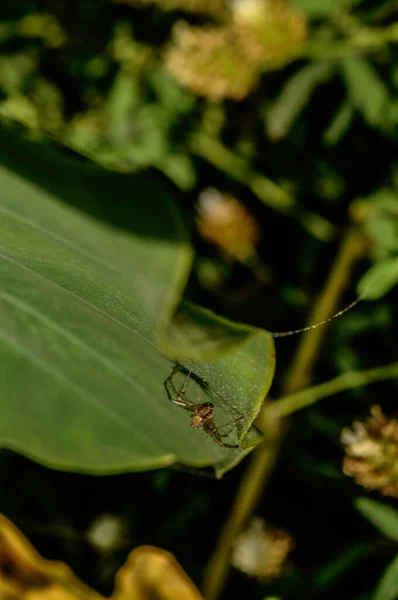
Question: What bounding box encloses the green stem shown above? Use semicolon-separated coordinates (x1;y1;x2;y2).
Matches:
203;229;367;600
268;362;398;419
304;22;398;61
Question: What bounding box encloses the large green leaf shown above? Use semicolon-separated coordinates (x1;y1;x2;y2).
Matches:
0;125;275;476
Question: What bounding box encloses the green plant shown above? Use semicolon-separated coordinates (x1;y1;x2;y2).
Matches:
0;1;397;599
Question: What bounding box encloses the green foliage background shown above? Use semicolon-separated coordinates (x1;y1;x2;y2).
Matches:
0;0;397;599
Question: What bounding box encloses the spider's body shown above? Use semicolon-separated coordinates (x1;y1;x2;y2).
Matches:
190;402;214;429
164;363;240;449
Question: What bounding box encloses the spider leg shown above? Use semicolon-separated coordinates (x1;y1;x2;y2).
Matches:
181;359;194;394
164;363;197;410
164;364;188;408
164;364;179;396
217;420;235;438
204;421;240;449
164;361;241;448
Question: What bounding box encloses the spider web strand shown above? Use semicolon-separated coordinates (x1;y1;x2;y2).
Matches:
272;295;364;338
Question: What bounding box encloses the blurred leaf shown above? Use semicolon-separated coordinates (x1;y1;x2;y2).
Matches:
363;189;398;258
266;62;334;140
0;513;104;599
0;126;274;475
0;52;37;95
0;514;204;600
313;543;368;590
161;152;196;191
355;188;398;300
323;100;354;146
341;58;391;129
149;67;195;115
291;0;335;17
355;498;398;541
113;545;204;600
374;554;398;600
292;449;344;479
107;70;140;147
358;258;398;299
66;68;196;189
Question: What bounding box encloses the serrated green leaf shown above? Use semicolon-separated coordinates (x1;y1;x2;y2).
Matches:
355;498;398;541
0;125;275;476
374;554;398;600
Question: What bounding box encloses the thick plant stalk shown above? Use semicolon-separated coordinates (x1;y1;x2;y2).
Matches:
203;228;368;600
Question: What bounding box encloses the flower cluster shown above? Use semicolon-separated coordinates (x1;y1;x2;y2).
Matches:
196;188;260;261
341;405;398;498
165;0;307;99
166;24;259;100
231;517;294;580
233;0;308;69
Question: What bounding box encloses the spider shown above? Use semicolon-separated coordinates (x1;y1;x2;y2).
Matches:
164;362;241;449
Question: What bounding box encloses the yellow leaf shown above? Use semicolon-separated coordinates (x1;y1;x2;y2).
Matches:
0;514;204;600
111;545;204;600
